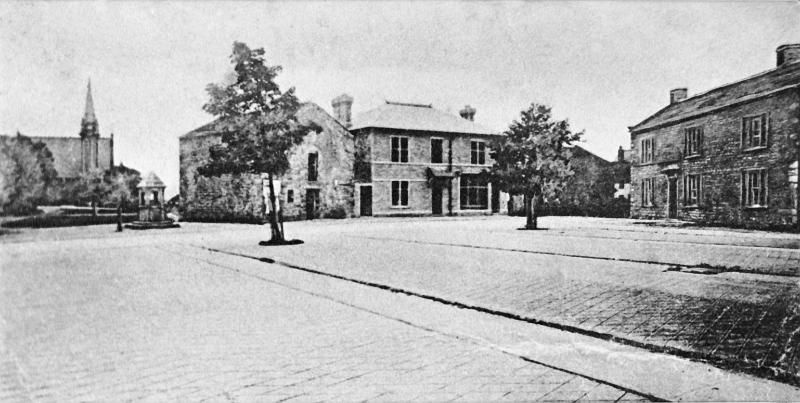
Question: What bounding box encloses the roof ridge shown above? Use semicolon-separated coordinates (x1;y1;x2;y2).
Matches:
385;101;433;108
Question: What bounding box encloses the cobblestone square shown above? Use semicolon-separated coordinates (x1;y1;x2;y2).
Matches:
2;216;800;401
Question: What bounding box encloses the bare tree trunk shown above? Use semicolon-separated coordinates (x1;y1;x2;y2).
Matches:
91;199;97;217
524;194;535;230
116;203;123;232
267;173;283;242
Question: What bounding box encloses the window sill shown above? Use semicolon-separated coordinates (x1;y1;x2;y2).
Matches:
684;154;702;160
742;146;767;153
635;162;656;167
743;205;768;210
682;204;700;210
390;205;410;209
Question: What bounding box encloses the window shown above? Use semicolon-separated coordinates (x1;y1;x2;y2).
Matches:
684;127;703;157
391;137;409;163
683;174;701;206
640;138;655;163
471;141;486;165
742;169;767;207
308;152;318;181
641;177;655;206
391;181;409;207
152;191;159;203
287;189;294;204
460;174;488;209
431;138;443;163
742;114;768;149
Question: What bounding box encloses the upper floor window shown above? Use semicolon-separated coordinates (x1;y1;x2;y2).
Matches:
742;114;768;149
640;137;655;163
391;180;409;207
742;168;767;207
684;127;703;157
683;174;701;206
641;177;655;206
431;138;443;163
308;152;318;181
471;141;486;165
391;137;409;163
287;189;294;204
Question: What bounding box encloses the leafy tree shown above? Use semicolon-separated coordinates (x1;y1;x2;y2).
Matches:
71;169;109;216
105;164;141;211
198;41;319;244
491;103;583;229
0;134;57;215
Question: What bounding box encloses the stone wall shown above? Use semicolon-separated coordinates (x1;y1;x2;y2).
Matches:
179;103;355;222
630;90;800;229
356;128;498;216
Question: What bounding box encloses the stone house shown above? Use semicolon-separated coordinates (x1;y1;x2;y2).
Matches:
179;102;355;222
342;99;506;216
629;44;800;229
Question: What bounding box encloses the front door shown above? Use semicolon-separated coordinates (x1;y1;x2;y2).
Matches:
432;185;443;215
306;189;319;220
668;177;678;219
360;186;372;216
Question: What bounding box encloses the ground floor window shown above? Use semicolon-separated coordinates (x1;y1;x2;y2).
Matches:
641;177;655;206
460;174;488;209
391;181;409;207
742;169;767;207
683;174;701;206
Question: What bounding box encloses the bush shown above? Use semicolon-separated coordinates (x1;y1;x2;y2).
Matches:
1;213;137;228
322;206;347;219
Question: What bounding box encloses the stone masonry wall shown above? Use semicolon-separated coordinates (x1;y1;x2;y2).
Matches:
179;103;355;222
630;90;800;229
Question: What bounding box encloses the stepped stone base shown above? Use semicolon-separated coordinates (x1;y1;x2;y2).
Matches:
124;221;180;230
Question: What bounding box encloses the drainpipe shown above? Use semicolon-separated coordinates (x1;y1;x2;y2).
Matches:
447;134;453;216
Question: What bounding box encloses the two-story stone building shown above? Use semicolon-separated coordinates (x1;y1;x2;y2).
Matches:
630;44;800;229
342;99;505;216
179;102;355;222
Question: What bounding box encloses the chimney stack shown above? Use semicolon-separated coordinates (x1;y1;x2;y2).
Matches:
777;44;800;67
459;105;476;121
331;94;354;128
670;88;688;104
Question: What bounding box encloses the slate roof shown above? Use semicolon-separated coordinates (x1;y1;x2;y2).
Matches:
138;171;165;188
350;101;498;136
631;61;800;133
179;102;349;140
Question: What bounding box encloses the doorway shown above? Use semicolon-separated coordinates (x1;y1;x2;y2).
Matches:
359;186;372;216
432;185;443;215
668;177;678;219
306;189;319;220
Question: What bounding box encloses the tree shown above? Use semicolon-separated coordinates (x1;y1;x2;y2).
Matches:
491;103;583;229
198;41;318;245
0;134;57;215
72;169;109;216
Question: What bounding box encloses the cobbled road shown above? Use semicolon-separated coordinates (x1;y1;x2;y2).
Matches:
212;216;800;386
0;222;649;402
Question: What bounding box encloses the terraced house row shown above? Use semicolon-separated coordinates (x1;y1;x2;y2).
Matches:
630;43;800;229
179;95;507;222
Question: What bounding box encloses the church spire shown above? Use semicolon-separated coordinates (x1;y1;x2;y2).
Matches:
83;79;96;123
79;78;99;140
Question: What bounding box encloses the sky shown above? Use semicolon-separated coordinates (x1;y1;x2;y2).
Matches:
1;1;798;198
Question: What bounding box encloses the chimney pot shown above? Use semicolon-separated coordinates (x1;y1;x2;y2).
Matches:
331;94;354;128
670;88;688;104
459;105;476;121
777;44;800;67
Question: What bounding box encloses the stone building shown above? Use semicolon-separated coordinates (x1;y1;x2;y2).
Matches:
179;102;354;222
8;80;114;180
345;99;505;216
629;44;800;229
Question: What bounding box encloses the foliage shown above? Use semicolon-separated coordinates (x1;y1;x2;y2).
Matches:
0;134;58;215
490;103;583;229
65;165;141;211
198;41;319;242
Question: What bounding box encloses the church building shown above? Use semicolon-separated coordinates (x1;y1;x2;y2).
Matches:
19;80;115;180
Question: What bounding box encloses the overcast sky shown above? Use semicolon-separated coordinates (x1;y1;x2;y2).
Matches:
1;1;798;197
